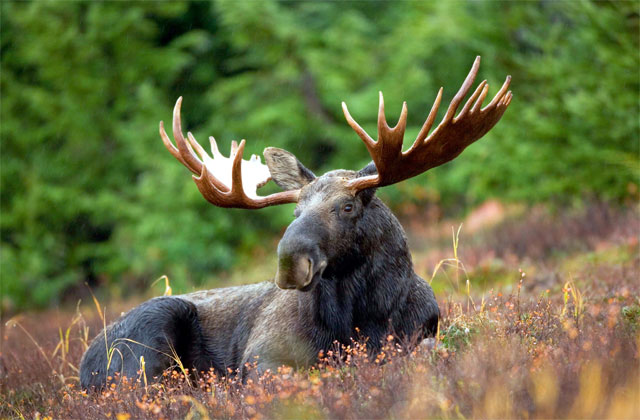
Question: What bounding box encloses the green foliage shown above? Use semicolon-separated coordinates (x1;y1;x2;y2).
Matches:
622;304;640;333
440;322;477;352
1;1;638;310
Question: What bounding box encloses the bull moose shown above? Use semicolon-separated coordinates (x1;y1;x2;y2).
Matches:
80;56;512;390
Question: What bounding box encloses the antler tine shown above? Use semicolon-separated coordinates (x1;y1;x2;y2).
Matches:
442;55;481;123
373;93;406;178
377;92;407;158
172;97;204;175
456;80;487;122
230;139;247;196
412;87;443;148
159;121;183;163
470;82;490;114
187;132;208;159
209;136;222;158
342;102;376;148
376;91;387;139
504;91;513;106
485;75;512;110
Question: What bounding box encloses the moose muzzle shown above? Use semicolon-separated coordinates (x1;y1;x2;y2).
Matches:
274;217;328;290
275;254;327;290
275;254;313;290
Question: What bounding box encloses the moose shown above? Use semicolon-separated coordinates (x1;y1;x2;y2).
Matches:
80;57;511;390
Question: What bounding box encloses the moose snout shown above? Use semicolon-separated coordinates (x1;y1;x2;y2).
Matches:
275;254;314;290
275;216;328;290
275;253;327;290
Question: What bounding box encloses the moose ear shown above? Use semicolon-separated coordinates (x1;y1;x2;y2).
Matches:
357;161;378;177
263;147;316;191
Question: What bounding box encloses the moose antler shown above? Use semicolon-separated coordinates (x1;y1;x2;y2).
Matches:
342;56;512;191
160;97;299;208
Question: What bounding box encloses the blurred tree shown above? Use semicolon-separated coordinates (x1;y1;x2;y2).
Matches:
1;2;204;307
1;0;637;310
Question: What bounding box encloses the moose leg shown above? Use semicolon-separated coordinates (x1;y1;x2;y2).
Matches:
80;296;211;390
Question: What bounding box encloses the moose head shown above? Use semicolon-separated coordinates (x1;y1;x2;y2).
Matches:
160;56;511;291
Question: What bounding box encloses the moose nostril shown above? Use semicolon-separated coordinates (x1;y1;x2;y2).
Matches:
298;256;313;282
301;257;314;287
317;259;327;277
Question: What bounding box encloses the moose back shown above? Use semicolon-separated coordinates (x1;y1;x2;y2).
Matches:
80;57;511;390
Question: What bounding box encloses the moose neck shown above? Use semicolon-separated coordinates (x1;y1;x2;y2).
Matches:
298;197;415;350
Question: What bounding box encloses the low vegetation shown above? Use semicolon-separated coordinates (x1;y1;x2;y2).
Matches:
1;202;638;419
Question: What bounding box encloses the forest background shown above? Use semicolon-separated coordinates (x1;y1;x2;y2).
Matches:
2;1;638;312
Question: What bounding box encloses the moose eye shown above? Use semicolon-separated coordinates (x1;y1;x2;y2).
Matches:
343;203;353;213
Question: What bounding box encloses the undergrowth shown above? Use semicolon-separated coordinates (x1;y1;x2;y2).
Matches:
1;205;639;419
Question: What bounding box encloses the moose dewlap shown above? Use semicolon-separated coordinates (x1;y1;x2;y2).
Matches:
80;56;512;390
